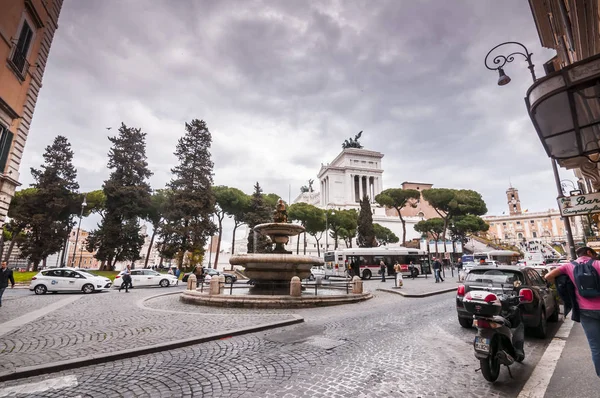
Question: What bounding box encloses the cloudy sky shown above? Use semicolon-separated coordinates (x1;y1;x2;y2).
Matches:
23;0;574;239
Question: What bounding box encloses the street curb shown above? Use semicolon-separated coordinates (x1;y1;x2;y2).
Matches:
0;297;304;383
376;287;456;298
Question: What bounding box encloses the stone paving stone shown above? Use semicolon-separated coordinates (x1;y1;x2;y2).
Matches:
0;287;296;374
0;287;556;397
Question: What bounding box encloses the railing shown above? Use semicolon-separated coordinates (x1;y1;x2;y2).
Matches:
7;45;30;81
194;278;354;295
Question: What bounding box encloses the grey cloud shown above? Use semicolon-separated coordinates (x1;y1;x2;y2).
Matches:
21;0;571;244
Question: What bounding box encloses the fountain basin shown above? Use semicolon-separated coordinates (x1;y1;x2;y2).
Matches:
230;253;323;281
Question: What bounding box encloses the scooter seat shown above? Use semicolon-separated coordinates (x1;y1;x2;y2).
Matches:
491;315;511;328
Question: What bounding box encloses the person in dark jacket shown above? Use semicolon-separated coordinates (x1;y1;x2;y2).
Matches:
0;261;15;307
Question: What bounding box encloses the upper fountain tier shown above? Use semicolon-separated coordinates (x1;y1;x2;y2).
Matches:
253;222;304;238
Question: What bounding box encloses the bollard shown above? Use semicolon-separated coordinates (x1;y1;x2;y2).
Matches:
209;277;221;295
352;275;363;294
188;274;197;291
219;275;225;294
290;276;302;297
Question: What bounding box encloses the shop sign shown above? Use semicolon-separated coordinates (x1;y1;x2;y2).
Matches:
558;192;600;216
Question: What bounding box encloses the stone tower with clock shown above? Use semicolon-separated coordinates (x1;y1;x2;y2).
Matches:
507;187;522;216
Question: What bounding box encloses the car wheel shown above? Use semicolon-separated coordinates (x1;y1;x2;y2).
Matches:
160;279;170;287
225;276;234;284
34;285;47;295
363;270;372;280
82;284;95;294
548;302;560;322
458;317;473;328
534;308;548;338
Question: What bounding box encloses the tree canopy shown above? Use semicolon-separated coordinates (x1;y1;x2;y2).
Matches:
373;223;399;246
375;188;420;245
160;119;216;271
357;196;376;247
19;136;79;270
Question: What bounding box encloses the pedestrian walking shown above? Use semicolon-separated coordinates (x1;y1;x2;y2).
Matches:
380;260;386;282
432;258;444;283
0;261;15;307
120;265;133;293
456;258;464;281
393;261;402;287
545;246;600;377
409;261;416;280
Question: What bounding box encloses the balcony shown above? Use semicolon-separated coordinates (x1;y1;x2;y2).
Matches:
7;45;30;81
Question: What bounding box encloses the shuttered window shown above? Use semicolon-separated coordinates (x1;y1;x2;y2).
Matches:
0;124;14;174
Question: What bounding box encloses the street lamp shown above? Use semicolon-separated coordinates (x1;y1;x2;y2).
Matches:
484;41;577;260
324;203;335;251
484;41;536;85
71;194;87;267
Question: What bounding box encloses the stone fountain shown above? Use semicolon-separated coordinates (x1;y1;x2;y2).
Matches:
180;200;372;308
229;199;323;292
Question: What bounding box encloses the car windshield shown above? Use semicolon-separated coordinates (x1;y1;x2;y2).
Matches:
78;271;96;278
466;269;523;285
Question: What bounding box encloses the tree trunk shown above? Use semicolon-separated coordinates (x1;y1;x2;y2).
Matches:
144;228;157;269
4;239;16;263
296;234;300;254
303;232;306;255
33;260;40;272
43;257;47;269
399;215;407;246
214;216;223;268
231;223;238;255
0;233;5;263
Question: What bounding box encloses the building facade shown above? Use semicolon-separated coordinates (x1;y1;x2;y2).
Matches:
0;0;63;225
482;186;584;245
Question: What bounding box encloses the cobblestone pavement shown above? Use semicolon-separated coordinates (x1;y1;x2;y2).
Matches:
0;286;296;374
0;287;560;397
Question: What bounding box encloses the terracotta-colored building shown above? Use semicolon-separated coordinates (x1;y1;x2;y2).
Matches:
66;229;99;269
0;0;63;224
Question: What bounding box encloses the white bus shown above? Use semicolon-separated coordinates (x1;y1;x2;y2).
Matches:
473;250;521;265
323;247;430;279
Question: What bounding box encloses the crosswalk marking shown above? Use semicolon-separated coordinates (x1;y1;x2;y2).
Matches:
0;375;78;397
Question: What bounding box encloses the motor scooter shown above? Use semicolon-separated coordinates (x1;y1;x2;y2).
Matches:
463;289;532;382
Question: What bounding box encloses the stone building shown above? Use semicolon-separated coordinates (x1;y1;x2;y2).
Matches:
0;0;63;225
482;186;584;245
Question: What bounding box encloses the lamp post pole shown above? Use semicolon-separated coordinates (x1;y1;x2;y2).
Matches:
324;203;335;251
485;41;576;259
71;194;87;267
551;159;577;259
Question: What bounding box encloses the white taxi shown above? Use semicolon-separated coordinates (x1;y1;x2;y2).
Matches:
29;268;112;295
112;269;179;289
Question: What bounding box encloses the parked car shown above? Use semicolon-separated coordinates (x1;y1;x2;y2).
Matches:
308;266;326;281
182;268;238;284
29;268;112;295
456;265;559;338
113;269;178;288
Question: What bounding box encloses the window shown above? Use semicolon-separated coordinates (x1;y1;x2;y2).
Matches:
533;232;537;238
530;220;535;224
0;124;13;174
516;221;521;225
9;19;34;78
503;222;506;226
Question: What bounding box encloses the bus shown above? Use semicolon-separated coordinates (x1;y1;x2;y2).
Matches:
323;247;430;279
473;250;521;265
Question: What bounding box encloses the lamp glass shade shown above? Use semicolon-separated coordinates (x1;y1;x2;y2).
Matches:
545;131;580;158
580;126;600;154
574;85;600;126
533;92;573;138
497;69;511;86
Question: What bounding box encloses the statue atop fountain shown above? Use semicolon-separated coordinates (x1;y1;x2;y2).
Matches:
273;199;288;223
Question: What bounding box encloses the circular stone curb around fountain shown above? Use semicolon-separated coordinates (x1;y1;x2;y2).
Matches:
180;290;373;309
